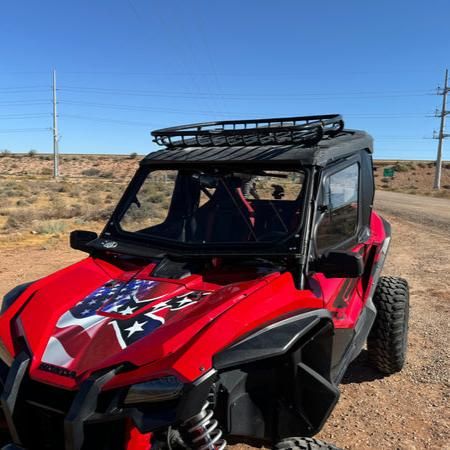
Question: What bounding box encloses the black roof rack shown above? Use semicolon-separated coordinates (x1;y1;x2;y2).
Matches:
151;114;344;148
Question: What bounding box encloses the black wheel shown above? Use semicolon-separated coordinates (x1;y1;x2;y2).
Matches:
275;437;342;450
367;276;409;374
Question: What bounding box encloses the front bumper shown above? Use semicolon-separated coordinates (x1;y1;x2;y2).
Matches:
0;353;214;450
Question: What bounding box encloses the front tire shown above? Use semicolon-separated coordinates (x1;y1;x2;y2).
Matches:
367;276;409;374
275;437;342;450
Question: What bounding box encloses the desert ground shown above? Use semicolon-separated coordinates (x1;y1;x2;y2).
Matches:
0;154;448;450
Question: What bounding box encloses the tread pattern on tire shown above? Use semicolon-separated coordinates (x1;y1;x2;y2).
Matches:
367;276;409;374
275;437;341;450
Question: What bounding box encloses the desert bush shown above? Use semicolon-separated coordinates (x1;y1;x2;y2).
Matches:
35;220;68;235
418;162;427;168
81;168;101;177
41;168;53;176
444;163;450;170
381;177;391;183
394;163;410;172
83;207;114;222
65;184;82;197
16;199;31;207
434;190;450;199
100;171;114;179
86;195;98;205
442;184;450;190
1;189;18;198
4;210;33;229
129;152;138;159
0;150;11;157
28;149;37;157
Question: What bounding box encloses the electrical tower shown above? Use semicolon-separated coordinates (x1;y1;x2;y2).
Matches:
52;69;60;178
434;68;449;190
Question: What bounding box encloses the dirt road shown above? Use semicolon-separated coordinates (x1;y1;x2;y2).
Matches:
0;194;448;450
376;190;450;231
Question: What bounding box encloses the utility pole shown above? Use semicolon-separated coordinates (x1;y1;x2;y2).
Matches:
434;68;449;190
52;69;60;178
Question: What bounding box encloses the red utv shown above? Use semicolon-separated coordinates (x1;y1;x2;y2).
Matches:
0;115;409;450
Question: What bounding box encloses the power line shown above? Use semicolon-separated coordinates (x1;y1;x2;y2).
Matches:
125;0;141;21
59;85;431;99
61;113;155;127
59;100;431;119
0;100;50;105
55;68;443;77
0;113;50;119
0;128;51;133
0;85;49;91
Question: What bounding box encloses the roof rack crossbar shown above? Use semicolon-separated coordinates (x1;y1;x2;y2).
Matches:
151;114;344;148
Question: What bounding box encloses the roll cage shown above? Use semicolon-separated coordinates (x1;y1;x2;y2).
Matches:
87;115;374;288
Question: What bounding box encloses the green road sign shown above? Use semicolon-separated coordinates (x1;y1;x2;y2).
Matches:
383;167;395;177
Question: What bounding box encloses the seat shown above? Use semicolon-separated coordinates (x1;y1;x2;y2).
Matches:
193;180;256;243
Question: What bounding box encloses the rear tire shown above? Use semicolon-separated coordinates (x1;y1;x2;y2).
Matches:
275;437;342;450
367;276;409;374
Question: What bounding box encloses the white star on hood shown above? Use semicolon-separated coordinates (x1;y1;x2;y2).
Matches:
124;320;147;338
120;306;137;315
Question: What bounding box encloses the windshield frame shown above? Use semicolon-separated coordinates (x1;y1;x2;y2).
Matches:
99;162;311;258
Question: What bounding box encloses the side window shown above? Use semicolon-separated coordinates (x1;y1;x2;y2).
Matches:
316;163;359;252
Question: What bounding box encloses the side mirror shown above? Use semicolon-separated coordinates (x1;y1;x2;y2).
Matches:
70;230;98;253
313;250;364;278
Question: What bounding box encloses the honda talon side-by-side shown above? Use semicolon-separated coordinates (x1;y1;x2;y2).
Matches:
0;115;409;450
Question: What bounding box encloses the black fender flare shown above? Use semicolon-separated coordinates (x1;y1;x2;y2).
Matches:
213;309;332;370
212;309;339;443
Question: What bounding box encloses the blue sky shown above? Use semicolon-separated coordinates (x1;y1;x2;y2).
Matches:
1;0;449;159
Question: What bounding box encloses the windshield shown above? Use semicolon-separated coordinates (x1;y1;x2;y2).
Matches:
118;168;305;245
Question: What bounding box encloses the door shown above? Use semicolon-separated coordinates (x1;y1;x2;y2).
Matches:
312;160;367;327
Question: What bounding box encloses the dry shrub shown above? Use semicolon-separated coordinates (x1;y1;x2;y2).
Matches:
35;220;68;235
81;168;101;177
100;171;114;179
4;210;33;229
394;163;410;172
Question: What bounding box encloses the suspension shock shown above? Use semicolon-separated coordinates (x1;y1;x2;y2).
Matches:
180;398;226;450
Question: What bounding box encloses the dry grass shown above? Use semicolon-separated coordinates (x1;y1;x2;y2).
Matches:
0;176;128;243
374;161;450;198
0;155;448;247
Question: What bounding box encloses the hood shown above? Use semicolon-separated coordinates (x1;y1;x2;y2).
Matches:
13;257;279;388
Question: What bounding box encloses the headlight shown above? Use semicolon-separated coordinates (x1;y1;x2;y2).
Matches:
124;376;184;405
0;337;13;367
1;282;34;314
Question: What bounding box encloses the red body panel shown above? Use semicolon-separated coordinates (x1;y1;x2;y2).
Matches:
0;212;387;393
0;257;322;389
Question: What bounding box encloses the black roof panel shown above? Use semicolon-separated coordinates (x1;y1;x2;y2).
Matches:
142;130;373;167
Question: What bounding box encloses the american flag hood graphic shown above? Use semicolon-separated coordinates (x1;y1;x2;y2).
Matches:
35;277;213;377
